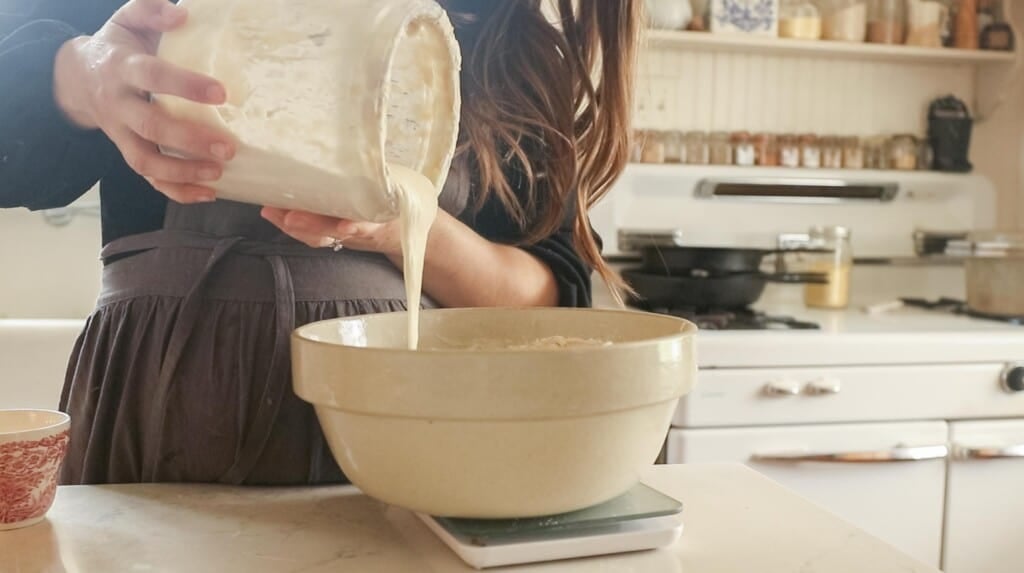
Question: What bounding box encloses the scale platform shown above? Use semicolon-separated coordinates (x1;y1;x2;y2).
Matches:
418;483;684;569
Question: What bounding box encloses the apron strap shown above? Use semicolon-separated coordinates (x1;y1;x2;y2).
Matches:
106;229;332;483
142;236;244;481
218;255;297;484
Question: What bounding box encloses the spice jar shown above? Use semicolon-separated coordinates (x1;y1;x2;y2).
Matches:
842;136;865;169
664;130;685;164
640;130;667;164
780;0;823;39
820;0;868;42
754;133;780;166
688;0;710;31
731;131;756;166
684;131;710;165
631;129;647;163
821;136;844;169
916;138;933;170
803;225;853;309
888;134;918;170
981;1;1014;51
864;136;889;169
906;0;948;47
800;134;822;168
709;131;733;165
867;0;905;43
955;0;979;49
779;134;802;167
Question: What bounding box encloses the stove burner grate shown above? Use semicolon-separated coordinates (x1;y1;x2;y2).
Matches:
632;304;821;331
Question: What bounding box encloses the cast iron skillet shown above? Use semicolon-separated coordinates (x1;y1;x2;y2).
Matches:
622;268;827;309
639;245;829;275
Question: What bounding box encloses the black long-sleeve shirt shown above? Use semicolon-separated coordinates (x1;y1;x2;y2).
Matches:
0;0;594;306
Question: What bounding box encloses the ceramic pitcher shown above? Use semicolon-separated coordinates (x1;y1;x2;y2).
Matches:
905;0;948;47
154;0;462;223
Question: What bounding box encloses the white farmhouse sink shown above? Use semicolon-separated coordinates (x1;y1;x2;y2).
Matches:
0;190;100;409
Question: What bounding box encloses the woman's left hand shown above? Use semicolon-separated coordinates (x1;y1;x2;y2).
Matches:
261;207;404;256
264;204;560;308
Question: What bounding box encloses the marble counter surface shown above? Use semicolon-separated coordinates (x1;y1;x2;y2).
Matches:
1;464;937;573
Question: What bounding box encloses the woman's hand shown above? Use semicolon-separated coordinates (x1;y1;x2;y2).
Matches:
260;208;404;256
53;0;235;204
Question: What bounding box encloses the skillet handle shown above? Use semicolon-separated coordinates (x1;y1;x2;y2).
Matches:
761;272;829;284
769;246;835;276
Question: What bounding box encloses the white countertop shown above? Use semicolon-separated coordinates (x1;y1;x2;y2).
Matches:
0;464;937;573
593;282;1024;368
696;302;1024;368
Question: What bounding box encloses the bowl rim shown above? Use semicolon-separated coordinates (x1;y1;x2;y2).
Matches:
292;306;698;355
0;409;71;437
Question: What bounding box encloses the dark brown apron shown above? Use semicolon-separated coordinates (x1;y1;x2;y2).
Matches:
59;166;469;485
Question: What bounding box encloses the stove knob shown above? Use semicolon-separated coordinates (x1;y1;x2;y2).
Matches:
805;377;842;396
763;381;801;397
1001;364;1024;393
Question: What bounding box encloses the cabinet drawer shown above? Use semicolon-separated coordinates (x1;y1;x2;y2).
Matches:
675;363;1020;427
668;421;948;567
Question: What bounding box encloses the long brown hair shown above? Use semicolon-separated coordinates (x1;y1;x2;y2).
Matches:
440;0;640;301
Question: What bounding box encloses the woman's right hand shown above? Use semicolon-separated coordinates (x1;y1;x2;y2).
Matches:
53;0;234;204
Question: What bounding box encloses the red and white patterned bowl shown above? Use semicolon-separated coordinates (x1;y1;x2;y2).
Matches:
0;410;70;531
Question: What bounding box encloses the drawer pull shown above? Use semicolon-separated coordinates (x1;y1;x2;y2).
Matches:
804;378;841;396
954;444;1024;460
751;445;949;464
762;381;801;397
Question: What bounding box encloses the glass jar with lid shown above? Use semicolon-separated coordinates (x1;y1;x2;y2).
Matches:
821;136;844;169
779;134;802;167
803;225;853;309
866;0;905;44
731;131;756;166
819;0;868;42
916;138;933;171
631;130;645;162
888;134;918;170
640;130;667;164
709;131;733;165
800;134;822;168
754;133;779;166
864;136;889;169
684;131;709;165
842;137;865;168
664;130;685;164
780;0;823;39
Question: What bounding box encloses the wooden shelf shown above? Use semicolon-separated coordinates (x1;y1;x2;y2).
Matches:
646;30;1017;65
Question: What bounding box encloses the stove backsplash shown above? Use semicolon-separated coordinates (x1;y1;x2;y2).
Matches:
592;166;997;260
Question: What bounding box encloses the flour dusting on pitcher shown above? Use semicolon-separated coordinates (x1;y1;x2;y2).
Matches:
154;0;462;349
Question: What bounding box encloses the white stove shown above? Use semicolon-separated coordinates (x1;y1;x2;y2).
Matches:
593;165;1024;571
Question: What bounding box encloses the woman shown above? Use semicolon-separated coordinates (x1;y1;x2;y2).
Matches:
0;0;638;485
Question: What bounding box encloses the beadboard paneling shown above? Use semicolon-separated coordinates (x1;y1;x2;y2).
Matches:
634;47;976;136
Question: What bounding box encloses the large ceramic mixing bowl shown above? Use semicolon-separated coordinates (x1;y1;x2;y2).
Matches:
292;308;697;518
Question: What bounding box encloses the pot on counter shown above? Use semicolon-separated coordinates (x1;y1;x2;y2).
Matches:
948;232;1024;318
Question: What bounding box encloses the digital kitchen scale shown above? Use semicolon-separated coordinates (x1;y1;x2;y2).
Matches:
417;484;684;569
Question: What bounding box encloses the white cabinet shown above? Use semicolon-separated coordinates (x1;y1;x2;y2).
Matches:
668;421;949;567
943;420;1024;573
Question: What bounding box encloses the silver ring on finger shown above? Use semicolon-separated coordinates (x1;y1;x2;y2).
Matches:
328;238;344;252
